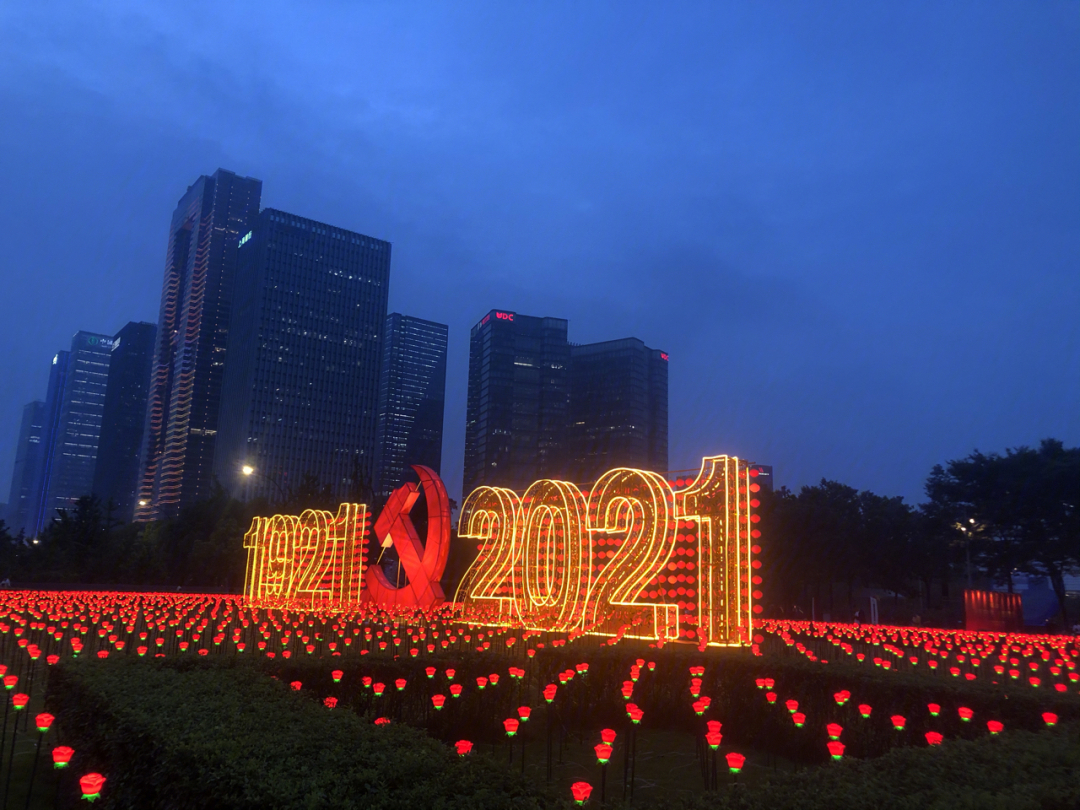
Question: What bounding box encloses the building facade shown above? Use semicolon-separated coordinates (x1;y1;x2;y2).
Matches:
30;332;113;534
374;314;448;500
464;309;570;492
135;169;262;520
4;401;45;536
214;208;391;503
92;321;157;520
568;338;668;481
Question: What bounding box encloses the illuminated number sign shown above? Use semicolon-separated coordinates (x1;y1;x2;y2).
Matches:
455;455;762;645
243;465;452;609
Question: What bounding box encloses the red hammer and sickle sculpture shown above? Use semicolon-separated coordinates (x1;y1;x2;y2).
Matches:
364;465;451;608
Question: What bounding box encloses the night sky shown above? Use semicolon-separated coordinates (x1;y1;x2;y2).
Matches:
1;2;1077;507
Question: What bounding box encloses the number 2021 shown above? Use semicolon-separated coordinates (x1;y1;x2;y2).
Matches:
454;455;762;646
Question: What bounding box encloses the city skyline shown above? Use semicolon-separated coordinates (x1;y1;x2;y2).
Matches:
1;3;1077;508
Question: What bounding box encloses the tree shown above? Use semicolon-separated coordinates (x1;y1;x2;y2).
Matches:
925;439;1079;624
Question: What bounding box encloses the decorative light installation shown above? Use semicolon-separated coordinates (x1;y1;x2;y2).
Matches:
455;455;757;645
242;465;451;609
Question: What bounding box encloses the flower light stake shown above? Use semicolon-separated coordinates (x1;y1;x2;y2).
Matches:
571;782;593;805
79;773;106;803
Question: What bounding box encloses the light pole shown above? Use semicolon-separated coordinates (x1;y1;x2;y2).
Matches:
241;464;287;503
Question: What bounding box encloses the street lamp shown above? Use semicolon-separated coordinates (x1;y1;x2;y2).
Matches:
240;464;286;501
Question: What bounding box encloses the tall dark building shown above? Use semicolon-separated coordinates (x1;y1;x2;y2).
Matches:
464;309;570;493
136;169;262;520
214;208;391;502
374;314;448;500
4;401;45;536
30;332;113;534
568;338;668;481
92;322;157;520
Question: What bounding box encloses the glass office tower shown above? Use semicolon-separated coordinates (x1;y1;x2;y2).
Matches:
30;332;114;534
4;401;45;536
464;309;570;492
92;321;157;520
568;338;668;481
214;208;391;503
136;169;262;520
374;314;448;500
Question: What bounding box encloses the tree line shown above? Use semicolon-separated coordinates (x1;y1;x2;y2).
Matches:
758;439;1078;627
1;440;1075;626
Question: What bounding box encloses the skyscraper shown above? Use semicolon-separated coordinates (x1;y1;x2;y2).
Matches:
568;338;668;481
214;208;391;502
136;169;262;520
374;314;448;500
464;309;570;492
4;401;45;536
30;332;113;534
92;321;157;521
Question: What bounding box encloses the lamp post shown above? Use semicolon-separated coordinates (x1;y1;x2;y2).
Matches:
241;464;287;503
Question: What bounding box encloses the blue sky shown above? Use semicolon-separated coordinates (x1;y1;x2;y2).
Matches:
1;1;1077;505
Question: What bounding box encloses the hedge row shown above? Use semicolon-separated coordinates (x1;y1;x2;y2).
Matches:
47;655;561;810
651;722;1080;810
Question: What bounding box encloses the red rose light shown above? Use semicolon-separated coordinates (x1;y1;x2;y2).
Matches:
374;717;390;725
12;693;28;711
52;746;74;769
47;655;59;666
827;740;845;760
858;704;872;718
928;703;941;716
594;742;612;764
571;781;593;805
36;713;55;733
450;684;463;697
628;706;644;724
891;715;906;730
324;696;338;709
785;699;798;713
476;676;488;690
80;772;106;802
290;681;302;691
706;730;722;750
925;731;944;746
489;673;500;686
445;668;456;680
1042;712;1058;727
544;684;558;703
766;691;777;703
987;720;1003;734
518;706;531;722
707;720;722;734
958;707;973;722
826;723;842;740
792;712;806;727
431;694;446;710
373;682;386;696
455;740;472;756
332;670;343;683
395;678;407;691
503;718;520;737
725;752;746;773
425;666;436;679
601;728;616;744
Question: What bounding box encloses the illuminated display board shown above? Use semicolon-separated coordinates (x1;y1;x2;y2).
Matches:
455;455;761;645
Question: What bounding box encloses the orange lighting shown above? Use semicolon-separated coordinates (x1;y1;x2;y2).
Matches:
454;455;757;645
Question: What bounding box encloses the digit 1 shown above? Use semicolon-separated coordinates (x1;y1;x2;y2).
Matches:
243;516;267;599
675;456;752;645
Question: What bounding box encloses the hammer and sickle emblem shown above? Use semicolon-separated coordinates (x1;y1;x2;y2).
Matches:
364;465;452;608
